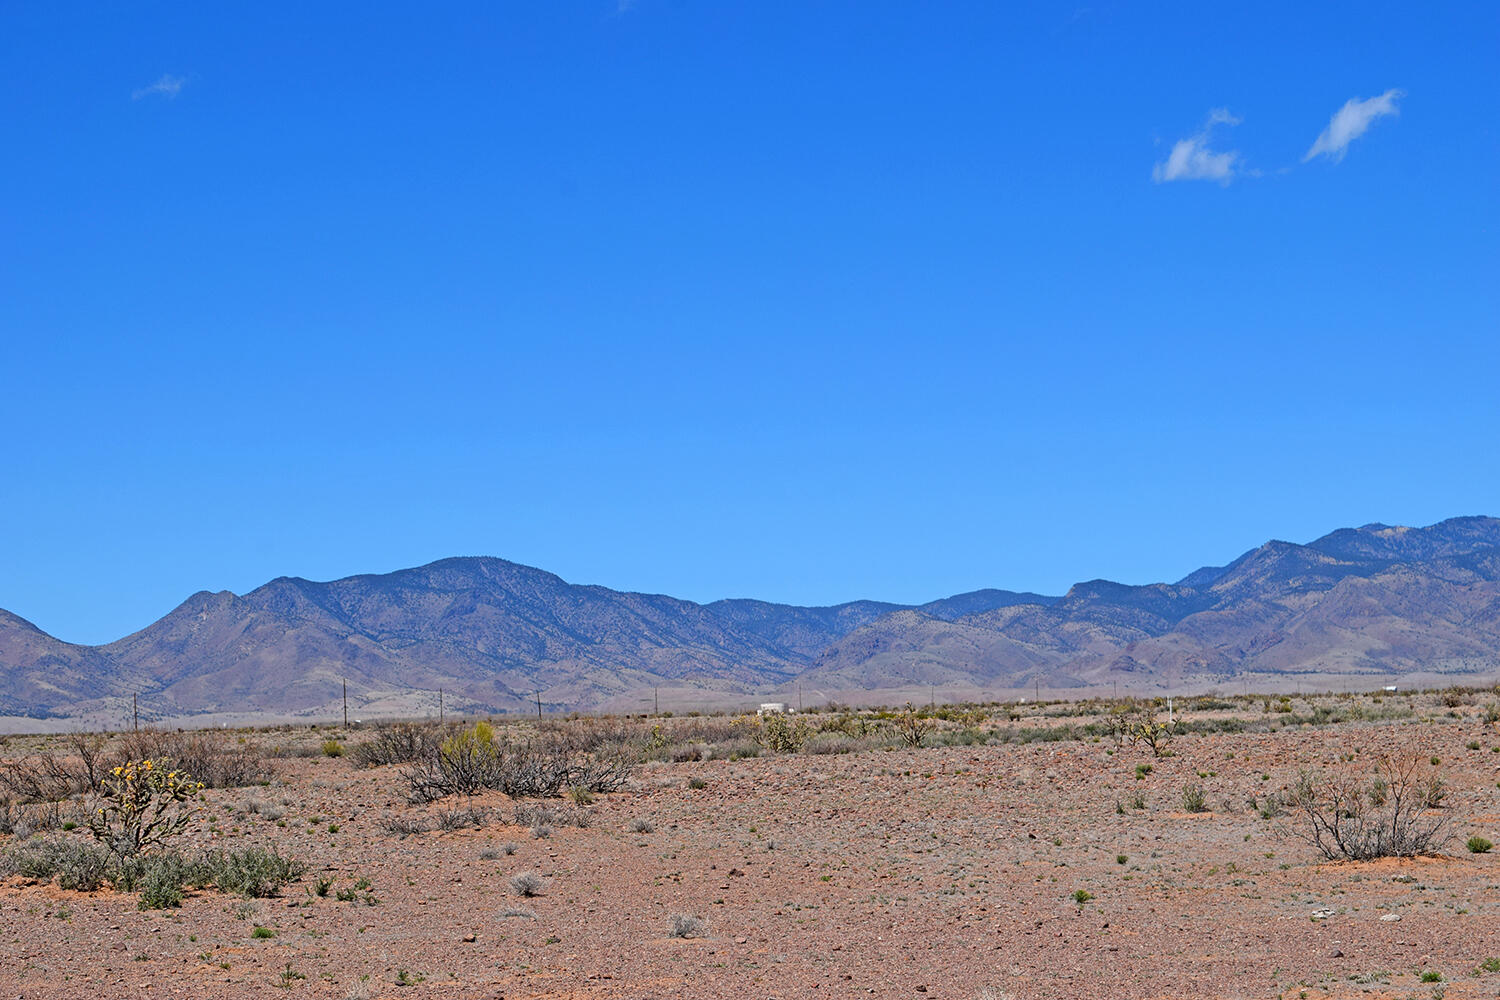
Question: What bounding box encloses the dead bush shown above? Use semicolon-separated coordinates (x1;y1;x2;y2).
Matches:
117;731;268;788
350;723;440;768
1284;753;1454;861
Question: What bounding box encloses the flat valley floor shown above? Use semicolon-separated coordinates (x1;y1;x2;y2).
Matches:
2;695;1499;999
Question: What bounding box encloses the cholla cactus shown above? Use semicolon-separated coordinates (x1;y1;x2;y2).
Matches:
1130;717;1178;758
88;758;204;858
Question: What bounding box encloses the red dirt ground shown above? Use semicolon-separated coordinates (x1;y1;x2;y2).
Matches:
3;696;1499;999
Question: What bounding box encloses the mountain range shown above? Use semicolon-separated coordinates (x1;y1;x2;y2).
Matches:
3;516;1499;724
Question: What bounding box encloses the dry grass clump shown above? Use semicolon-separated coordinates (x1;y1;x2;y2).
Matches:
668;913;707;938
509;871;544;897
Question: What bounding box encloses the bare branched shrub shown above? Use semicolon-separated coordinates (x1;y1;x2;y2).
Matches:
1284;753;1454;861
380;815;432;838
405;723;634;803
436;806;491;831
117;732;267;788
0;755;83;803
351;723;440;768
895;705;934;749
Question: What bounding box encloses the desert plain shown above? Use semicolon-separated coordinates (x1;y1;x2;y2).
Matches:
2;690;1499;1000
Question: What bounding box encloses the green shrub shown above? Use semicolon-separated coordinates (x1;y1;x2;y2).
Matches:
200;847;306;898
55;842;111;892
1466;836;1493;854
320;740;345;758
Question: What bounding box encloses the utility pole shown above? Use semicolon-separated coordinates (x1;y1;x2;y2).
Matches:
343;679;348;729
133;693;139;733
799;685;804;713
438;689;444;725
654;686;659;716
1034;678;1040;704
535;691;543;721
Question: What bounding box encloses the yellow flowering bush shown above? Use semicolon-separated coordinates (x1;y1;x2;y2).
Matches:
88;758;204;858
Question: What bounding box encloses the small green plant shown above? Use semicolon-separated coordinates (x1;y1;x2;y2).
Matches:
251;925;276;940
1116;854;1127;865
1072;889;1093;905
567;785;595;806
1134;763;1153;780
1466;836;1493;854
320;740;345;758
1420;970;1442;983
1475;957;1500;974
277;962;306;991
688;777;708;790
1182;784;1208;813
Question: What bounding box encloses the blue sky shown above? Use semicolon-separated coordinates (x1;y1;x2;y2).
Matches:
2;2;1496;645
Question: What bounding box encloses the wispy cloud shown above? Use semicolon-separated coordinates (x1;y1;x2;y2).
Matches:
1303;89;1403;163
132;74;186;101
1153;108;1242;185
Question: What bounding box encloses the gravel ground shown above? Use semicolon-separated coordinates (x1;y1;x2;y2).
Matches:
2;701;1499;999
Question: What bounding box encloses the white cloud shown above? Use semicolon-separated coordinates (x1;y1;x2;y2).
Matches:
132;74;186;101
1303;89;1403;163
1153;108;1242;185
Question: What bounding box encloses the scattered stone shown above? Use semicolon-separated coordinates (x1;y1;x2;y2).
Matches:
1379;913;1402;922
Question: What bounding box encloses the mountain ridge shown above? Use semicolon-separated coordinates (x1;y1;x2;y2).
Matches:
3;516;1499;722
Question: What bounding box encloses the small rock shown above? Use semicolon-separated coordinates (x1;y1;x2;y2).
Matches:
1391;874;1416;884
1379;913;1401;922
462;934;477;943
1310;908;1335;921
1330;949;1344;958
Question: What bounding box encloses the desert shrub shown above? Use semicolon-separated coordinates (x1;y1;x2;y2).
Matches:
437;806;491;831
1181;784;1208;813
55;841;112;891
513;802;590;829
405;724;633;803
241;797;286;821
381;815;432;838
713;738;760;760
2;837;68;880
1285;754;1454;860
117;731;267;788
1467;836;1493;854
88;759;204;859
628;817;655;834
498;907;536;919
198;847;304;897
0;754;85;803
351;723;439;768
1130;715;1178;758
668;913;706;938
321;740;345;758
756;714;812;754
804;733;855;755
509;871;544;897
134;852;193;909
894;706;935;749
